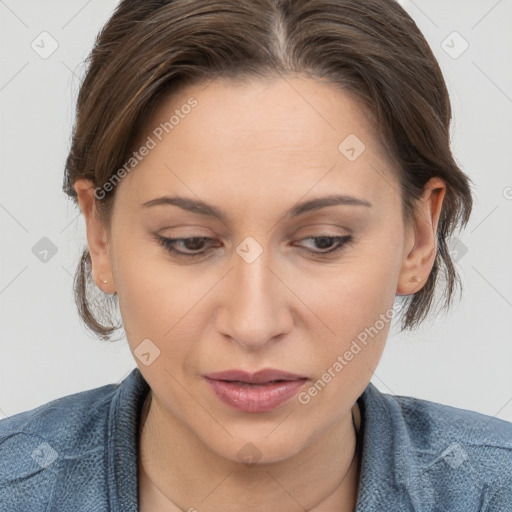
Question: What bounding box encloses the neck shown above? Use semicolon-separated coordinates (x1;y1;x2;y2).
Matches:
138;391;361;512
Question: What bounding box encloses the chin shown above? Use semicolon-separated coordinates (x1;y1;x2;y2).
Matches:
200;430;306;467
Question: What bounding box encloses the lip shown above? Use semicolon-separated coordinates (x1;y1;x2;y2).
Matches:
204;368;307;384
204;368;308;413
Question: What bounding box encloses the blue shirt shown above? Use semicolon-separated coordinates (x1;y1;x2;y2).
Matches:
1;367;511;511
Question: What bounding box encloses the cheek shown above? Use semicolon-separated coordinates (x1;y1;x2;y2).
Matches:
297;281;393;417
302;235;401;387
315;242;400;334
112;235;216;366
111;231;176;343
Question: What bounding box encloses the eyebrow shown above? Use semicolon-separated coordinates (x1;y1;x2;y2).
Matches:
141;193;373;222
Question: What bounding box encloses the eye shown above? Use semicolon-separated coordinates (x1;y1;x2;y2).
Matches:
153;234;353;258
154;236;216;257
294;235;353;255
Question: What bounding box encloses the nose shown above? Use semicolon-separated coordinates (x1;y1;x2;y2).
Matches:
215;244;294;351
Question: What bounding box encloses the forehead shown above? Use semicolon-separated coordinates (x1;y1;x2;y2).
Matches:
117;76;398;215
149;75;377;155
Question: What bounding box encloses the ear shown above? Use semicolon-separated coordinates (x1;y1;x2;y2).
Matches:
74;179;115;294
396;177;446;296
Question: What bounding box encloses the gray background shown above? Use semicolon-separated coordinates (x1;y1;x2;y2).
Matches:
1;0;511;421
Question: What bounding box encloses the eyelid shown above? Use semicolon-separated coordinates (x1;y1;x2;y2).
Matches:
152;233;353;259
154;235;216;255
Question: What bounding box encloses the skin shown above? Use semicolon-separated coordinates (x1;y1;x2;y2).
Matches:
74;75;446;511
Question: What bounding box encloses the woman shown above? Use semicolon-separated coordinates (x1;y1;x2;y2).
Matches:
1;0;510;510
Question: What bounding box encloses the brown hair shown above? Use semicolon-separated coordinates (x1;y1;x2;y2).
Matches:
63;0;474;341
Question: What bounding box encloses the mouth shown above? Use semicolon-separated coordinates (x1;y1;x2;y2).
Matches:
204;368;308;384
203;368;309;412
213;379;296;386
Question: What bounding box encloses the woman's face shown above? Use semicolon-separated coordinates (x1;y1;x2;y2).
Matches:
78;75;444;464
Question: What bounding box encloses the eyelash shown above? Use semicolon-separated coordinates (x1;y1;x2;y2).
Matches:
153;234;353;259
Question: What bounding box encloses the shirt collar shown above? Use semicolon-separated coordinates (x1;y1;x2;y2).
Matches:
354;381;428;510
107;367;149;512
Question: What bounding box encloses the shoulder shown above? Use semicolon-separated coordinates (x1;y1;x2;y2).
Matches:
361;384;512;510
390;391;512;465
0;381;119;511
0;380;119;445
391;391;512;443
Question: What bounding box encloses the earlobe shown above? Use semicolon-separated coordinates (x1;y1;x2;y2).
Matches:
73;179;116;294
396;177;446;296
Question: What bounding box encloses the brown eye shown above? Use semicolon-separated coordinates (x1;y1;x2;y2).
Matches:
155;236;216;257
153;234;353;259
295;235;353;255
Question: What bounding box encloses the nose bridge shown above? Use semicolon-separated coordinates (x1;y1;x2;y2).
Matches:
218;235;291;349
